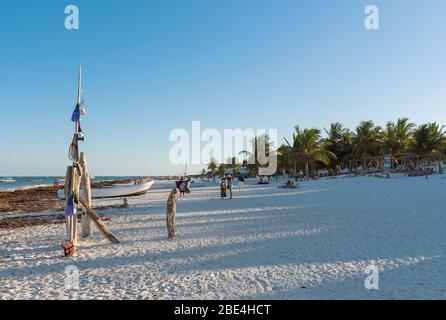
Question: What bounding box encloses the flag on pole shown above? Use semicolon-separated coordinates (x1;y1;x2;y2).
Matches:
71;104;81;122
80;104;87;115
65;196;75;216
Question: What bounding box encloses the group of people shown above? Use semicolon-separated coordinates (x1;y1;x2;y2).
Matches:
220;174;245;199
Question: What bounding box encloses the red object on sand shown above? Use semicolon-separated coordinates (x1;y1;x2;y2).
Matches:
61;241;77;256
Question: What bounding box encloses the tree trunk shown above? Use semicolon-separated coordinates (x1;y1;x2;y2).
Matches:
166;188;177;238
305;161;309;178
293;160;297;177
362;158;366;174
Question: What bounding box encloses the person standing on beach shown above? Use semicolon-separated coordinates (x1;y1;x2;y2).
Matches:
220;178;227;199
227;175;233;199
237;174;244;191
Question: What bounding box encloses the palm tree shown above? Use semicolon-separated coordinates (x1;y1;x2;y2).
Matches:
382;118;416;158
323;122;350;174
217;163;227;177
395;118;415;153
207;157;218;181
352;121;383;170
341;129;354;161
240;133;274;176
411;123;445;155
284;126;336;178
277;144;294;175
382;121;398;154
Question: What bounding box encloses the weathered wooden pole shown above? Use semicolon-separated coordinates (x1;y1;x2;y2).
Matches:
166;188;177;238
79;152;93;238
79;197;120;244
72;167;82;245
64;165;78;244
64;166;73;242
69;66;82;245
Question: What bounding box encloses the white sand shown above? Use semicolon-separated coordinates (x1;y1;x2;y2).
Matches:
1;175;445;300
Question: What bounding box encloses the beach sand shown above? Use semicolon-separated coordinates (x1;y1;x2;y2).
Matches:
0;175;445;299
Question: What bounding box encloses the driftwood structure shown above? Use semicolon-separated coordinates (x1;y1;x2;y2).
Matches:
166;188;177;238
63;67;119;255
64;166;77;245
79;152;93;237
79;197;120;244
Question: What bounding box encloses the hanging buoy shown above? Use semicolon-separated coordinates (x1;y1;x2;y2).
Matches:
77;122;85;141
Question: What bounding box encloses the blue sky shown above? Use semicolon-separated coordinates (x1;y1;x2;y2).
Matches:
0;0;445;176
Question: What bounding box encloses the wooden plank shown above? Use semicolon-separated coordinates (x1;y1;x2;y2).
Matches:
79;153;93;238
79;197;120;244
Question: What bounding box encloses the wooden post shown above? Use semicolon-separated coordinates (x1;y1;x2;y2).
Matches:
79;197;120;244
64;166;76;244
79;152;93;238
72;167;82;245
64;166;72;242
166;188;177;238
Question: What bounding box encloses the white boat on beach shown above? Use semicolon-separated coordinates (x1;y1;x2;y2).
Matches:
57;181;154;199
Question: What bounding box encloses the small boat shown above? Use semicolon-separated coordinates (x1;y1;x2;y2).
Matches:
0;177;16;183
57;180;154;199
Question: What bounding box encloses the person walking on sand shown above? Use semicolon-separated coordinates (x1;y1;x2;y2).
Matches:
227;175;233;199
220;178;227;199
238;174;245;191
